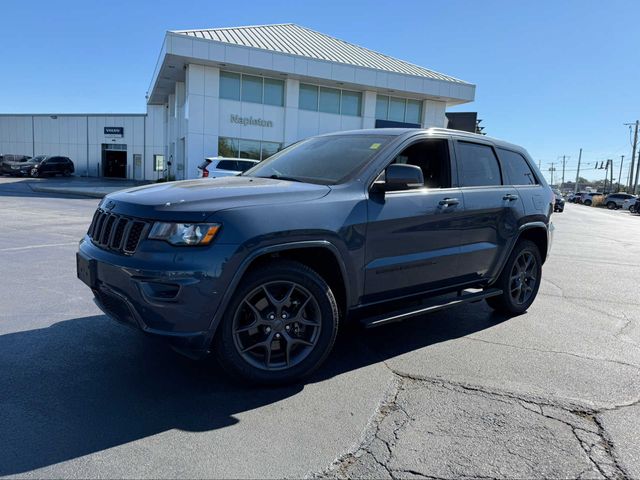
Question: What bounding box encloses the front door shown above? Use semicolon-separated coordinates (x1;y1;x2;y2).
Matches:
363;137;466;301
453;140;524;283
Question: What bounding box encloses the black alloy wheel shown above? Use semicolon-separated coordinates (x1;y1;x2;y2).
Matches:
30;168;39;177
232;281;322;371
213;261;339;385
486;240;542;315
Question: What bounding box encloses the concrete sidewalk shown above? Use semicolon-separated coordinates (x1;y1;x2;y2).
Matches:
27;177;151;198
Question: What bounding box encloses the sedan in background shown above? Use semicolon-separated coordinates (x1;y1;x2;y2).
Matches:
197;157;260;178
604;193;637;210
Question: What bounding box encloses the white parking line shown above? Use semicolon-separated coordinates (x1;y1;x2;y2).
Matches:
0;242;78;252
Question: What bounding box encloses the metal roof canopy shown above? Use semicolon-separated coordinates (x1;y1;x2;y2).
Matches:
148;23;475;105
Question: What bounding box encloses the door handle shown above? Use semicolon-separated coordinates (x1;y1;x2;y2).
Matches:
503;193;519;201
438;197;460;207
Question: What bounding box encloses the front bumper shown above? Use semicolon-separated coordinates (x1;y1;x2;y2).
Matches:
77;236;240;351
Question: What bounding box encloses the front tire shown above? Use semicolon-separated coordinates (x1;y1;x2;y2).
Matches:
584;199;592;206
213;260;339;385
30;169;39;178
607;202;616;210
486;240;542;315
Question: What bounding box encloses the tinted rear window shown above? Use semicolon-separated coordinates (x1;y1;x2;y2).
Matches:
497;148;538;185
456;142;502;187
217;160;239;171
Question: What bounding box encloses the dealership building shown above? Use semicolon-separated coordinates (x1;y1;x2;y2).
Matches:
0;24;475;180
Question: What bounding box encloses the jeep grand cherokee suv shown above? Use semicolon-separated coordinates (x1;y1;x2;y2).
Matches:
77;128;554;384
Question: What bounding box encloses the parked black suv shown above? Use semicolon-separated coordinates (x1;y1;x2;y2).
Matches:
77;129;554;384
29;156;74;177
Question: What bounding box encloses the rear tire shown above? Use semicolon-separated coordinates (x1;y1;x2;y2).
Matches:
213;260;339;385
486;240;542;315
607;202;616;210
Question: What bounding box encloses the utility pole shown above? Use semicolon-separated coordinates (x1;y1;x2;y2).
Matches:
618;155;624;192
626;121;638;192
548;163;556;186
561;155;566;189
610;159;614;193
574;148;582;193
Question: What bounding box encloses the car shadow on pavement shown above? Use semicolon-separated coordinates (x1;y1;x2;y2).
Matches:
0;303;506;476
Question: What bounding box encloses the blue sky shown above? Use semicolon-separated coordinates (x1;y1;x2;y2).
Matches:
2;0;639;181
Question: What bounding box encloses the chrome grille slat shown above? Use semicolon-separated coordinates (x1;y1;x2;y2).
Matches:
87;208;149;255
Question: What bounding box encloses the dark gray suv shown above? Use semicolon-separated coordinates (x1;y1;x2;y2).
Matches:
77;128;554;384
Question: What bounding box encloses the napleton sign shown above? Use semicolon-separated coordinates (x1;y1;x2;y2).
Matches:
229;114;273;128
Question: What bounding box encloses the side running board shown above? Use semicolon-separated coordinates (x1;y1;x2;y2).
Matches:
361;288;503;329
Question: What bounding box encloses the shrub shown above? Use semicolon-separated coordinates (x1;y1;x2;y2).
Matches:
591;195;605;207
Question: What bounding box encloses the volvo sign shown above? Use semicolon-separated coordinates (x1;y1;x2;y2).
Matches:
104;127;124;137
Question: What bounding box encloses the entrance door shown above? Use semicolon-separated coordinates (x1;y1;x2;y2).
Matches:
102;144;127;178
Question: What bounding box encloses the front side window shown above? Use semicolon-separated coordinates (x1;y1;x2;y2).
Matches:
457;142;502;187
244;134;393;185
391;139;451;188
497;148;537;185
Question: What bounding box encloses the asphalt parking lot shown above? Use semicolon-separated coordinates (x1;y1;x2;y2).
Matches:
0;177;639;479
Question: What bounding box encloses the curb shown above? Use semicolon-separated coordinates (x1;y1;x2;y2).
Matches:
30;186;112;199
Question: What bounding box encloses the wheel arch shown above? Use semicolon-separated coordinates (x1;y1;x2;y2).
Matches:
207;240;351;338
516;222;549;264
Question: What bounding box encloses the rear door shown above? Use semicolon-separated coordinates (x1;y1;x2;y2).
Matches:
453;140;523;283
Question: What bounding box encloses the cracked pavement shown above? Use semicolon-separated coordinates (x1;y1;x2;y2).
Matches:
318;204;640;480
1;179;639;479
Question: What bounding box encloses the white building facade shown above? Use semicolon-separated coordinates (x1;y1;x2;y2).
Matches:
0;24;475;181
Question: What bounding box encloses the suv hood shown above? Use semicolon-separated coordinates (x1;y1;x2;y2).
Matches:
105;176;331;221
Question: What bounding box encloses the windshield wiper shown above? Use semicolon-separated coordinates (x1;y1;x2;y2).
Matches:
258;174;304;183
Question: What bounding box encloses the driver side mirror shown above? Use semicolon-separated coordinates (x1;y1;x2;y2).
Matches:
372;164;424;192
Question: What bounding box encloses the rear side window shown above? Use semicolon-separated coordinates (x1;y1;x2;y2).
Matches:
497;148;538;185
217;160;239;171
456;142;502;187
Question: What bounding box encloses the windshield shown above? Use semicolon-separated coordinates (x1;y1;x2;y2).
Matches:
244;134;393;185
30;156;46;163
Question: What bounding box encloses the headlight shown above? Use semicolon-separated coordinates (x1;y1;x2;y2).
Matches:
148;222;221;246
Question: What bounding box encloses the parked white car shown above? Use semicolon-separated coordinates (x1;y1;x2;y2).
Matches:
197;157;260;178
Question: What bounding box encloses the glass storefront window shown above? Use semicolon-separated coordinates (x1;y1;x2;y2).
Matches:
299;83;318;111
264;78;284;106
341;90;362;116
375;95;389;119
388;97;406;122
405;99;422;124
241;74;263;104
319;87;340;114
261;141;280;160
219;137;283;161
220;72;240;101
239;139;262;160
218;137;239;158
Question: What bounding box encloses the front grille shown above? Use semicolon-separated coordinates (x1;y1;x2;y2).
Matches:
87;208;149;254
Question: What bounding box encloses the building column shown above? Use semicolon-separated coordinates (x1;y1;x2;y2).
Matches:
421;99;447;128
362;91;377;129
283;78;299;146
